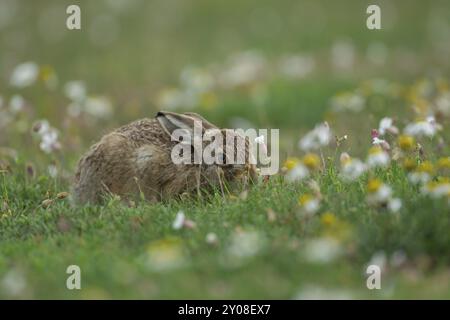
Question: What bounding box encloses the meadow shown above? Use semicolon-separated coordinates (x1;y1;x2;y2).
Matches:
0;0;449;299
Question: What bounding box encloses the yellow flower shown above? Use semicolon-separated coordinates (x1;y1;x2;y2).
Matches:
398;135;415;151
402;158;417;172
284;157;299;170
320;212;337;227
199;91;218;110
298;194;314;206
416;161;434;174
368;145;383;155
367;178;382;193
437;157;450;170
302;153;320;170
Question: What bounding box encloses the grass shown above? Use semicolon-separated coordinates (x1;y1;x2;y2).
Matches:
1;0;450;299
1;153;449;299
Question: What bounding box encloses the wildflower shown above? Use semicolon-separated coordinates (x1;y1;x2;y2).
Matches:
278;54;315;79
408;161;434;185
84;96;113;119
226;230;264;259
303;237;342;264
367;146;390;168
254;135;267;155
64;81;86;102
437;157;450;170
298;194;320;214
330;91;365;112
378;117;398;136
48;165;58;178
340;154;366;181
143;238;186;272
9;62;39;88
285;162;309;182
284;157;299;170
205;232;218;245
403;118;439;137
302;153;320;171
397;135;415;151
172;211;185;230
387;198;402;213
299;122;332;151
219;51;266;88
402;158;417;172
421;179;450;199
180;66;214;93
1;269;27;297
33;120;61;154
36;66;57;91
172;211;195;230
366;178;392;204
331;39;355;71
9;95;26;114
320;212;337;227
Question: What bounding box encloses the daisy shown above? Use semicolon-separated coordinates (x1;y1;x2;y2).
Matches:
298;194;320;214
340;155;366;181
367;146;390;168
299;122;332;151
9;62;39;88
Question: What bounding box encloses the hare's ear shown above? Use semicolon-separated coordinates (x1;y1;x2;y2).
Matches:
156;111;197;137
183;112;218;130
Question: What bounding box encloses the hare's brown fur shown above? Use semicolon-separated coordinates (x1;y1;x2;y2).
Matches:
73;113;257;204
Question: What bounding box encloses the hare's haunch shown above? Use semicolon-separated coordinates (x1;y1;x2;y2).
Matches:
73;111;258;204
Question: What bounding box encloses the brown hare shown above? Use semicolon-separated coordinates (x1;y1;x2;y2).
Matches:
72;111;258;204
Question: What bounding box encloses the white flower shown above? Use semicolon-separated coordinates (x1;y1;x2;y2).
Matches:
219;51;266;88
34;120;61;154
367;147;390;168
421;181;450;198
40;130;60;153
331;39;355;71
84;96;113;119
372;137;390;150
172;211;185;230
278;54;315;79
435;92;450;116
10;62;39;88
299;122;331;151
304;237;342;264
64;81;87;102
408;172;431;185
254;135;267;155
367;184;392;204
226;230;264;259
285;164;309;182
180;66;214;93
48;165;58;178
403;118;439;137
1;269;27;297
340;158;366;181
387;198;402;213
330;92;365;112
9;95;26;114
205;232;218;245
378;117;398;136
